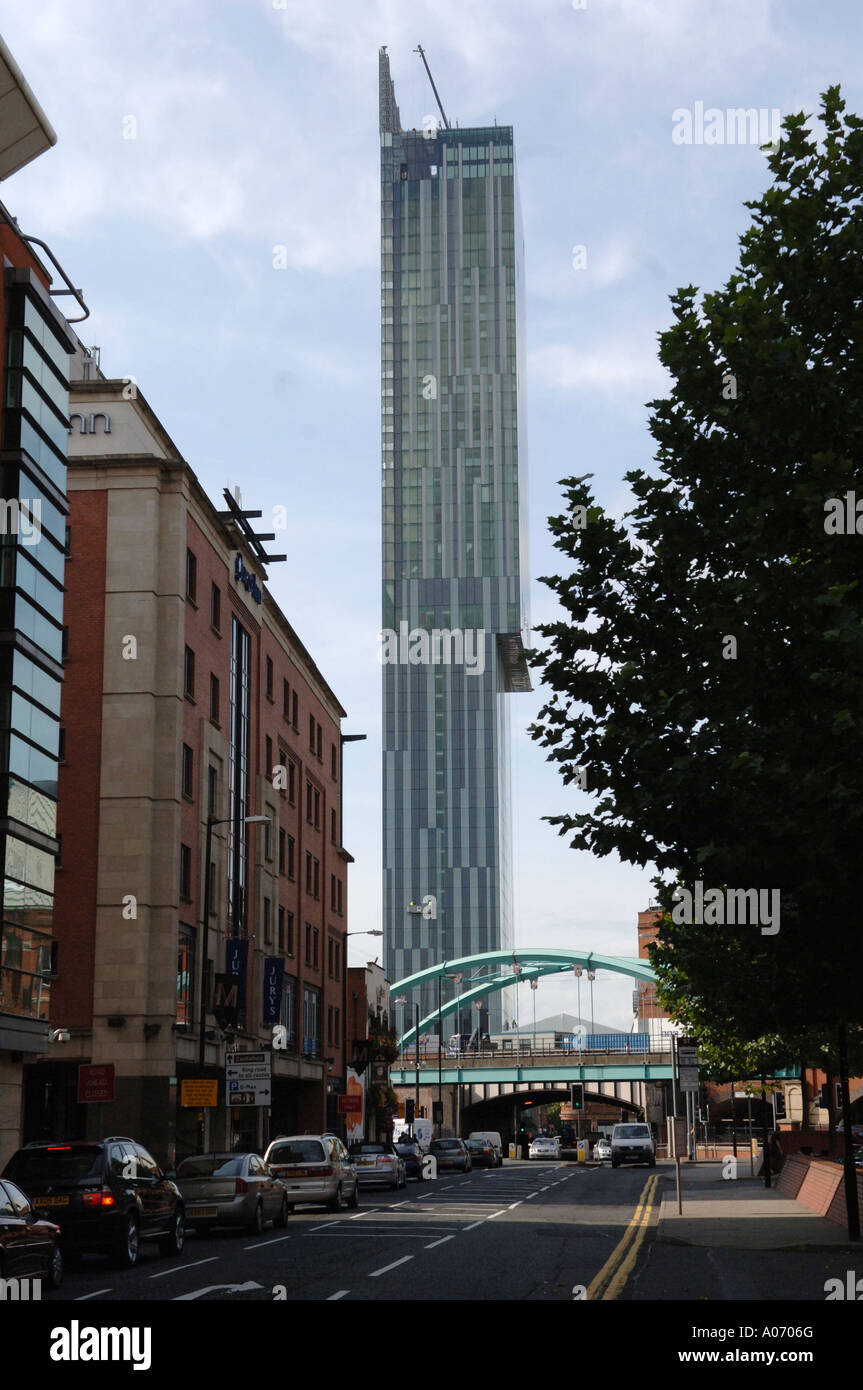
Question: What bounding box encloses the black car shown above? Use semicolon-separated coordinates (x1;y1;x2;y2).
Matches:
465;1138;496;1168
395;1139;426;1180
429;1138;472;1173
2;1137;184;1269
0;1178;63;1289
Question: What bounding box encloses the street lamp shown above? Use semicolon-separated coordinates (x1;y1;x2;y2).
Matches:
198;812;269;1152
512;960;522;1067
587;969;596;1037
573;966;583;1060
530;978;538;1056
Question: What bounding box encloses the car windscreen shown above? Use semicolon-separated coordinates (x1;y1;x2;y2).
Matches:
350;1144;391;1155
5;1146;104;1184
433;1140;460;1149
177;1155;247;1178
614;1126;650;1140
268;1140;326;1164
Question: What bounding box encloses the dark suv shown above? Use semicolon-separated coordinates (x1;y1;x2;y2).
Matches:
2;1137;184;1268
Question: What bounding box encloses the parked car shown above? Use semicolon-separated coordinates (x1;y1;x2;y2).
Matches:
0;1178;63;1289
263;1134;359;1212
395;1138;426;1180
610;1122;656;1168
468;1131;504;1166
349;1142;406;1190
430;1137;472;1172
594;1138;612;1161
529;1136;561;1159
465;1138;496;1168
174;1153;288;1234
2;1138;184;1268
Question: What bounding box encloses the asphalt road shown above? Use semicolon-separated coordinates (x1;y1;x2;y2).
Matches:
46;1159;662;1303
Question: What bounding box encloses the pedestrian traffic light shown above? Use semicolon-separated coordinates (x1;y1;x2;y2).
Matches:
773;1091;786;1120
819;1083;829;1109
571;1083;584;1111
405;1098;415;1124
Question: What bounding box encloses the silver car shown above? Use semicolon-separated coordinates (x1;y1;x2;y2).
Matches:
264;1134;359;1212
175;1153;289;1234
348;1142;406;1190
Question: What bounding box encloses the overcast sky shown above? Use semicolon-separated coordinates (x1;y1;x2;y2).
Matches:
4;1;860;1030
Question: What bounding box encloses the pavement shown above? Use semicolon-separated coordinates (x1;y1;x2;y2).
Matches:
656;1158;854;1251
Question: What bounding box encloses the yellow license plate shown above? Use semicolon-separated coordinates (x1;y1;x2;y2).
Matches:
38;1196;69;1206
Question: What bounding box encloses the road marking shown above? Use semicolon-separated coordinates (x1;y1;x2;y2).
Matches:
174;1280;265;1301
485;1210;506;1219
75;1288;112;1301
148;1256;219;1280
369;1255;413;1278
349;1208;379;1219
243;1234;292;1249
327;1290;350;1300
540;1186;550;1192
508;1201;523;1209
425;1235;455;1249
462;1220;484;1231
525;1192;538;1199
586;1175;660;1302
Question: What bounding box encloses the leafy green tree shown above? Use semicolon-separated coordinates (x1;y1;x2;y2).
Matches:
529;88;863;1057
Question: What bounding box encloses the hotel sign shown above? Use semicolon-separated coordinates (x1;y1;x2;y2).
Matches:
234;553;262;604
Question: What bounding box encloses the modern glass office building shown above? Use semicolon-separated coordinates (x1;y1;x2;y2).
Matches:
379;50;530;1033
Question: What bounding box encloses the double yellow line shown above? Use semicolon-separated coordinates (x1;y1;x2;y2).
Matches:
586;1173;661;1300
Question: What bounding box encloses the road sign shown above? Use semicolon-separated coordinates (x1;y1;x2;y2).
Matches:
677;1043;699;1092
77;1064;115;1105
225;1050;271;1107
338;1095;362;1115
181;1079;218;1108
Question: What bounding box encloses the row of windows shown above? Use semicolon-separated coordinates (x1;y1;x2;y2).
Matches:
175;928;342;1034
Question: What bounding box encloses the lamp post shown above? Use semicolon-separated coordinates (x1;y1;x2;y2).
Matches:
198;812;269;1153
512;960;522;1068
573;966;583;1062
587;969;596;1038
530;978;538;1056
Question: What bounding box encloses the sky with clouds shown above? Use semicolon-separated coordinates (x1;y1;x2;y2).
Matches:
3;0;860;1030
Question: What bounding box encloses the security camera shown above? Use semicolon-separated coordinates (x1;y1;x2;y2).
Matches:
49;1028;70;1044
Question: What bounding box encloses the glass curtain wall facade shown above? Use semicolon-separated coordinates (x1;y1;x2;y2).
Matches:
379;51;530;1033
0;268;73;1034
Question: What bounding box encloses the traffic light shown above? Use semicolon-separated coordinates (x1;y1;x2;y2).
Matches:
405;1098;415;1125
773;1091;786;1121
819;1083;829;1109
571;1083;584;1111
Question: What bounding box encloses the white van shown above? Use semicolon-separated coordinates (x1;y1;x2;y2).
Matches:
468;1131;504;1166
610;1122;656;1168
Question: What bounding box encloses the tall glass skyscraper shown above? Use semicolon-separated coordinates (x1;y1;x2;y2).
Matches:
379;50;530;1033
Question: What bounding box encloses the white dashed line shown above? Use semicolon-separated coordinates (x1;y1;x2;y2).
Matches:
369;1255;413;1278
74;1288;112;1301
425;1235;456;1249
243;1234;292;1250
328;1289;350;1301
508;1201;523;1209
462;1220;484;1231
148;1256;218;1280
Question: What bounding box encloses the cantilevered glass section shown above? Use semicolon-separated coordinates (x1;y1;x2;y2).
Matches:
379;49;530;1032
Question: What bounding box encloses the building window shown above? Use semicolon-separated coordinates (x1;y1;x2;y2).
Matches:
180;843;192;900
291;692;298;729
279;829;286;875
305;782;320;828
305;853;319;898
62;626;69;660
331;807;337;844
186;549;197;603
316;724;322;760
264;818;272;861
177;928;195;1025
282;678;290;718
277;750;287;797
328;936;334;977
65;525;71;557
210;673;219;722
263;896;271;944
331;744;338;781
265;736;272;778
313;858;320;899
288;760;296;804
286;910;295;956
287;835;296;880
266;656;274;701
211;582;221;631
333;1007;340;1045
302;985;320;1057
309;714;315;750
327;1006;333;1046
182;744;194;799
208;859;217;916
184;645;195;698
208;765;218;817
336;879;342;914
334;940;341;979
58;726;66;762
305;921;313;964
56;833;62;869
313;927;319;969
278;905;285;952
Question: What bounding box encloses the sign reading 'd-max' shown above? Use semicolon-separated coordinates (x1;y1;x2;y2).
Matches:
234;553;262;603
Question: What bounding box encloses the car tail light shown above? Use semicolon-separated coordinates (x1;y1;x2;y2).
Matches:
376;1156;391;1165
82;1189;114;1207
47;1145;72;1151
235;1178;248;1194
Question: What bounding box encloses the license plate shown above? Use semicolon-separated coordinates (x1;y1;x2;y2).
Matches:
358;1158;375;1166
37;1196;69;1207
279;1168;305;1178
188;1206;218;1218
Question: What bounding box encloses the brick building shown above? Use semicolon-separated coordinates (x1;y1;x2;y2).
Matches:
21;353;352;1163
